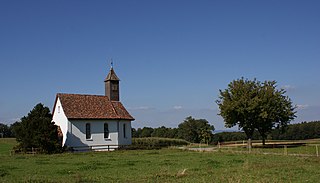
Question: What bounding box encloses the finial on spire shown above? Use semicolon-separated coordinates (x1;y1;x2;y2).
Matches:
110;58;114;69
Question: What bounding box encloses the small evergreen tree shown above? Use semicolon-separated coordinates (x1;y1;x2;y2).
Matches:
14;103;62;154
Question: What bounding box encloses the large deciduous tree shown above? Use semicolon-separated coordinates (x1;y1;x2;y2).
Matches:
13;103;62;153
216;78;296;145
177;116;215;143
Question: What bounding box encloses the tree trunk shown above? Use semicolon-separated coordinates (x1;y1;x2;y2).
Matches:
258;129;266;146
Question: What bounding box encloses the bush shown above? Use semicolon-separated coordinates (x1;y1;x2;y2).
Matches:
129;137;190;150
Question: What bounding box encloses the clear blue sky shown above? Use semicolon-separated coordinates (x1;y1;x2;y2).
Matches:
1;0;319;130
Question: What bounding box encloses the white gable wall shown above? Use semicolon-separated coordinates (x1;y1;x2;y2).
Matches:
52;98;68;146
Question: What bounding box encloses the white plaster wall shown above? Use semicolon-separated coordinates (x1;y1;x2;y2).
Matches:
52;98;68;146
118;120;132;145
67;120;121;148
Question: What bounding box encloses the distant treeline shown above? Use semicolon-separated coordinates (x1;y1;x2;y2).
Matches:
132;121;320;143
270;121;320;140
209;121;320;143
133;116;214;144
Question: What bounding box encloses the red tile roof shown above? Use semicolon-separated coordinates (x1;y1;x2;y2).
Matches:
53;93;134;120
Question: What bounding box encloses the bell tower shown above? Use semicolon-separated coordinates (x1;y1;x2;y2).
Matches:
104;65;120;101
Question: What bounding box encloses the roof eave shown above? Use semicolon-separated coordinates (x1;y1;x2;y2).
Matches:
68;117;135;121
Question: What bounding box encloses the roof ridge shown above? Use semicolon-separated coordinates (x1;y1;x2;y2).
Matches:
57;93;107;97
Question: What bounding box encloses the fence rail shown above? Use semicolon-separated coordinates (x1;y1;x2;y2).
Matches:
184;143;320;157
10;147;41;155
10;145;130;155
70;144;130;152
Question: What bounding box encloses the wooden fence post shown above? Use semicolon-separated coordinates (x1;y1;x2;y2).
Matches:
248;139;252;153
316;145;319;157
284;145;288;155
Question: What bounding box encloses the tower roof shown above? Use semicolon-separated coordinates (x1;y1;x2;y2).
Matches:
104;68;120;82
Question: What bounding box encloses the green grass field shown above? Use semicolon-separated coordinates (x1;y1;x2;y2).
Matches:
1;138;320;182
214;139;320;156
0;138;16;156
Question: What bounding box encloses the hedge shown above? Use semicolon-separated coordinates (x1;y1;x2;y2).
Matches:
129;137;190;150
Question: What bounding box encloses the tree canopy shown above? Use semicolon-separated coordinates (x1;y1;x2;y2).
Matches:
177;116;215;143
216;78;296;145
13;103;62;153
132;116;214;144
0;123;12;138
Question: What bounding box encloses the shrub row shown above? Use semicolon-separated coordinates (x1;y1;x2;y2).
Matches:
129;137;190;150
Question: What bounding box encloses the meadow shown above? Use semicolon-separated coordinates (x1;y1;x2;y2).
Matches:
1;138;320;183
212;139;320;156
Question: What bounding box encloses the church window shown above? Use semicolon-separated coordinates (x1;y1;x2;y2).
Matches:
104;123;109;139
86;123;91;139
123;124;126;138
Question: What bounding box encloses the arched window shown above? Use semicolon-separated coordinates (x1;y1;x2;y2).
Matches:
123;123;126;138
86;123;91;139
104;123;109;139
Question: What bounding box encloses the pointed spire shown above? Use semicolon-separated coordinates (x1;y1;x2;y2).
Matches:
104;60;120;82
104;60;120;101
